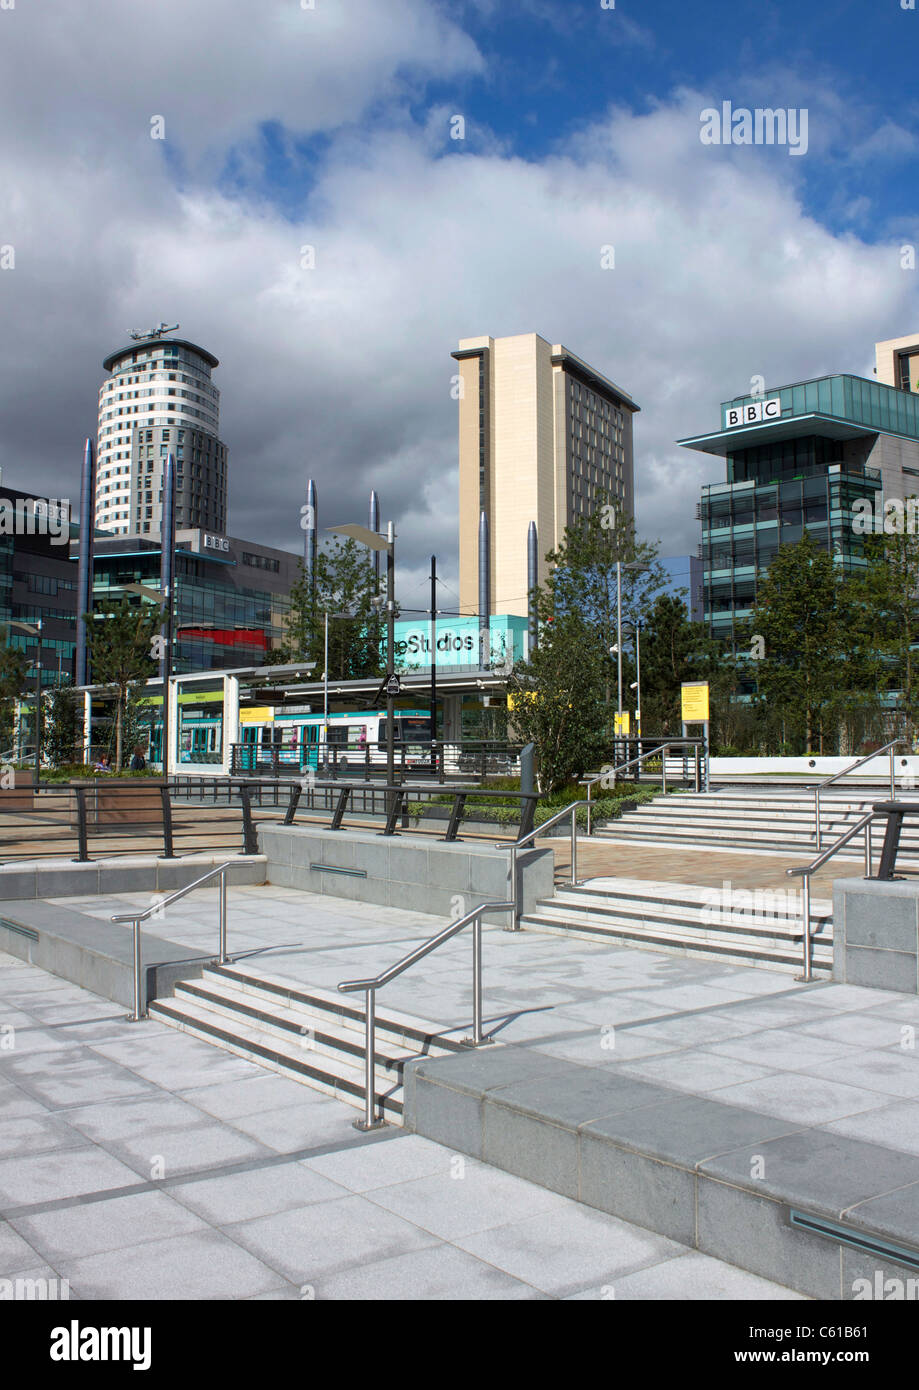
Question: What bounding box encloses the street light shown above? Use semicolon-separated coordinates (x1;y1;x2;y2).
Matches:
615;561;649;722
9;619;42;790
120;581;167;774
322;610;356;770
627;621;642;738
328;520;397;793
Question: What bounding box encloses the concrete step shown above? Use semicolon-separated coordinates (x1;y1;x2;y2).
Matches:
149;964;465;1122
519;877;832;975
404;1045;919;1299
624;805;912;828
591;823;919;862
620;796;909;823
520;911;831;974
545;883;832;933
606;811;878;828
206;963;465;1055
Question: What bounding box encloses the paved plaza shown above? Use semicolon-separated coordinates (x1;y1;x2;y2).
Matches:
4;875;919;1299
43;883;919;1137
545;834;866;894
0;946;802;1301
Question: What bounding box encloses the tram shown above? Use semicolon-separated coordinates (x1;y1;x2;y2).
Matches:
237;707;434;771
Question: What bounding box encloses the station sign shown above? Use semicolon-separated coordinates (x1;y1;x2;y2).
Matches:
392;614;528;672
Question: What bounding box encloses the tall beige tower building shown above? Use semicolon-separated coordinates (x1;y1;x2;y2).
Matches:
453;332;639;618
876;332;919;394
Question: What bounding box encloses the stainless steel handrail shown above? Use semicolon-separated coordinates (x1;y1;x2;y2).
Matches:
787;812;877;981
506;801;582;926
111;860;233;1022
813;740;903;851
504;746;701;927
580;741;702;833
338;898;515;1130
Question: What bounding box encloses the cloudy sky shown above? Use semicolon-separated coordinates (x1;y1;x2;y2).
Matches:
1;0;918;613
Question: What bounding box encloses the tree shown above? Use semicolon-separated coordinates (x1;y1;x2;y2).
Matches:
844;521;919;745
548;498;667;650
44;684;80;767
278;537;386;679
748;531;846;754
640;594;716;734
83;598;161;770
0;646;27;753
508;611;608;793
536;495;669;732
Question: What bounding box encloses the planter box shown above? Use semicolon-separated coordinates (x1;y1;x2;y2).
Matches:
0;769;39;813
68;779;167;828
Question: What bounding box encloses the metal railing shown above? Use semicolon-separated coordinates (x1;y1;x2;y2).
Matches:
338;899;515;1129
215;777;539;843
813;740;904;851
581;739;705;834
506;802;582;927
870;801;919;881
228;740;523;785
787;811;877;982
0;779;257;864
111;860;233;1022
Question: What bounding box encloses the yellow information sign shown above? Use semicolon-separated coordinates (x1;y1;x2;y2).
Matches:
239;706;274;724
614;711;631;736
681;682;710;723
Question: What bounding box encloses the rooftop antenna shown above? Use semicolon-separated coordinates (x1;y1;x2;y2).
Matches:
128;322;179;341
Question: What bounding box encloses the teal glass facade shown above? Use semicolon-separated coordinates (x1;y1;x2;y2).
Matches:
683;373;917;648
699;465;881;643
723;374;919;442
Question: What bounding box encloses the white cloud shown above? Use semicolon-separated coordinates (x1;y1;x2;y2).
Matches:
0;0;482;169
1;15;918;603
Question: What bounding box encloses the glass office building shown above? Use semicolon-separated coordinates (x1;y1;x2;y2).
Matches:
679;373;919;646
86;531;296;674
0;486;79;686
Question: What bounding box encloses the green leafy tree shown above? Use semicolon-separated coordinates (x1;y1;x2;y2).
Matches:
44;683;80;767
278;537;386;679
548;499;667;653
0;645;27;753
83;598;161;770
638;594;719;734
843;521;919;745
748;531;847;754
535;496;670;733
508;611;608;793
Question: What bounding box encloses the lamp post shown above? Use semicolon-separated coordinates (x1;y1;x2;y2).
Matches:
328;520;396;790
120;581;168;774
9;619;42;790
630;621;642;738
322;610;355;772
615;561;649;759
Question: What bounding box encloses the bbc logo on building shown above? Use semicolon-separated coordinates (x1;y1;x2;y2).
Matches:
723;397;782;429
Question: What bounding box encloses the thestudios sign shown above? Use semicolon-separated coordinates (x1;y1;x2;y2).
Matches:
723;397;782;429
393;616;525;671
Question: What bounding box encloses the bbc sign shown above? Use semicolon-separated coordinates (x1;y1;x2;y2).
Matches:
723;397;782;429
